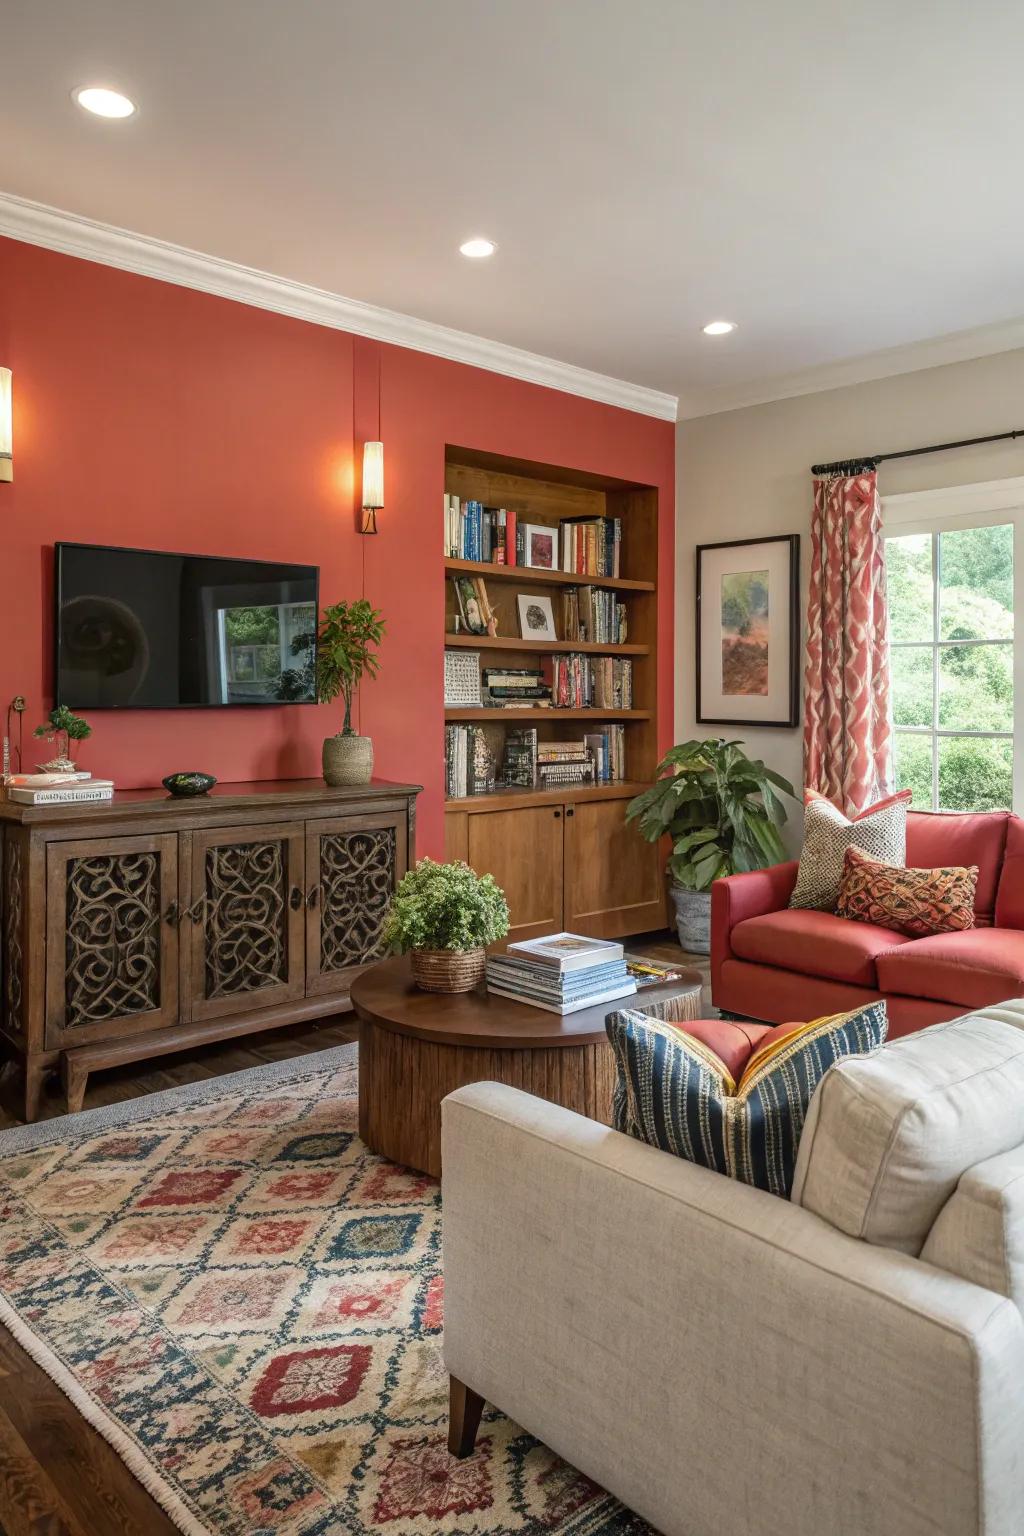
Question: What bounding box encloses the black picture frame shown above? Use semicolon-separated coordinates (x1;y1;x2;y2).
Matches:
695;533;800;728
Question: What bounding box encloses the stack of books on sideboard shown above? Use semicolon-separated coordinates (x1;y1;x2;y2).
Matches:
5;771;115;805
486;933;637;1015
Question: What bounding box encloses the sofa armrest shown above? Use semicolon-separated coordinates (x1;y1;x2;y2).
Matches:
442;1082;1024;1536
711;859;799;995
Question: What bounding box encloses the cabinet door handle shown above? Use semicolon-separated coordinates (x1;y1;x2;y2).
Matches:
553;809;561;819
164;900;180;927
289;885;303;912
566;808;575;818
307;885;321;909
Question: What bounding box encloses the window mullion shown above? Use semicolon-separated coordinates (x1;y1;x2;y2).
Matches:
932;530;940;809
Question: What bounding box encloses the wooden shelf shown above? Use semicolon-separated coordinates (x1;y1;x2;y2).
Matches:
444;633;649;657
445;781;648;812
444;708;650;722
445;557;654;594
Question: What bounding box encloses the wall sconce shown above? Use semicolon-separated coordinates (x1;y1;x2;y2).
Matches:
0;369;11;483
361;440;383;535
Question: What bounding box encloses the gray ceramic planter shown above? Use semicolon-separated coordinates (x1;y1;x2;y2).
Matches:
671;884;711;955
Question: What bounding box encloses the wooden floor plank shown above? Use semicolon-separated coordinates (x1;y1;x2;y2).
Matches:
0;1398;92;1536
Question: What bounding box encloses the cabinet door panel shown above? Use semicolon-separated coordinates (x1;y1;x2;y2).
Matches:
305;812;408;997
563;800;664;937
45;834;180;1048
185;824;305;1022
466;806;563;943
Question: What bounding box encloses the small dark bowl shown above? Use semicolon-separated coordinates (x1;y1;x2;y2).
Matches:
162;771;217;798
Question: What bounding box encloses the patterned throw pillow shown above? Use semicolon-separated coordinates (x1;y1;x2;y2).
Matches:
789;788;910;911
605;1002;888;1197
836;845;978;938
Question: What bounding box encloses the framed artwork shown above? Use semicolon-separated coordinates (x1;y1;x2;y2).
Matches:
452;576;487;635
517;592;557;641
444;649;483;707
696;535;800;728
522;523;557;570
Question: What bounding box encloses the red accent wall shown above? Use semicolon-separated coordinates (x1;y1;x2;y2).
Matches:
0;235;674;858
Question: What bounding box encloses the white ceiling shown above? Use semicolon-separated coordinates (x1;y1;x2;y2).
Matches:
3;0;1024;419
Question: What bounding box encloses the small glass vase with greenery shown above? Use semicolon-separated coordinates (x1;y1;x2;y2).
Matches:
33;705;92;774
315;599;386;787
627;738;796;953
383;857;510;993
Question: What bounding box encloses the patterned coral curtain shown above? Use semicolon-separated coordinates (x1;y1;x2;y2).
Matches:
803;466;893;815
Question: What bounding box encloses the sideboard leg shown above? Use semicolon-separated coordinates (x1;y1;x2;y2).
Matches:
23;1057;48;1124
448;1375;485;1459
61;1053;89;1115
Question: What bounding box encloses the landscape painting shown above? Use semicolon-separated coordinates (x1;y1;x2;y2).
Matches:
721;568;769;695
696;534;799;728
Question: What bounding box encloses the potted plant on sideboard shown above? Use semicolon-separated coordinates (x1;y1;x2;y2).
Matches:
316;599;386;787
383;858;510;993
33;705;92;774
627;738;796;954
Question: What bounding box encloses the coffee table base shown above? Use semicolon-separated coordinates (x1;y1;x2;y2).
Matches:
358;1018;619;1178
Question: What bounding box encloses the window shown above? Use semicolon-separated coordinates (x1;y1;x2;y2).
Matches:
883;484;1024;813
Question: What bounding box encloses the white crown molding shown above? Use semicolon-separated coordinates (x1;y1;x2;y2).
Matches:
678;316;1024;421
0;191;678;423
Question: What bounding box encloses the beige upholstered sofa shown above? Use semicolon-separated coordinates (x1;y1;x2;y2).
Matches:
441;1003;1024;1536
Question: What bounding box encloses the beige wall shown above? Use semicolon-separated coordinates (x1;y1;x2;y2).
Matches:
675;347;1024;835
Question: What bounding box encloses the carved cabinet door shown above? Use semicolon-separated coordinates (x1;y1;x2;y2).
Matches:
45;833;181;1048
305;812;408;997
183;823;306;1022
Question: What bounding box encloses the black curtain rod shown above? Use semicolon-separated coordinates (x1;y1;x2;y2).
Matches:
811;428;1024;477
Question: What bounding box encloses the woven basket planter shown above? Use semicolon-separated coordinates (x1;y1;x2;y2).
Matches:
410;947;486;994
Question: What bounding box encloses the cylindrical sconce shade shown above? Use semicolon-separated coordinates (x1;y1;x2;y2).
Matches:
0;369;11;483
362;440;384;509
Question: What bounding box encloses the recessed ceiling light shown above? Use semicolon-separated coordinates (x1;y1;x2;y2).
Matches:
459;237;497;259
702;320;736;336
74;86;137;119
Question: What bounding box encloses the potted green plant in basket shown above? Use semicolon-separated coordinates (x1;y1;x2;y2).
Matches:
627;738;796;954
383;858;510;993
316;599;386;786
33;705;92;774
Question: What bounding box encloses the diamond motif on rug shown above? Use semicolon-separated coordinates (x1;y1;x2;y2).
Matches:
0;1053;653;1535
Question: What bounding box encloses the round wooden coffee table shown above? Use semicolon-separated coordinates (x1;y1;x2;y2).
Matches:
350;954;703;1177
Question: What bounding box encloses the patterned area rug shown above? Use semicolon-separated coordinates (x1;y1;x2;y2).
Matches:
0;1048;651;1536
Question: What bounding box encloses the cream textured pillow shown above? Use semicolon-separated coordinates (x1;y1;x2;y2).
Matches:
788;789;909;911
791;1005;1024;1255
921;1146;1024;1308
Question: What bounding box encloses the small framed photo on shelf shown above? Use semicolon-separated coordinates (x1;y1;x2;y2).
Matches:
444;650;483;708
452;576;488;635
696;534;800;728
522;523;557;570
517;592;557;642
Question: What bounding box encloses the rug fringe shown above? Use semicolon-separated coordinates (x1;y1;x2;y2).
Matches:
0;1290;210;1536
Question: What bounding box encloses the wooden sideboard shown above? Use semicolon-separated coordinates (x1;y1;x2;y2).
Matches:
0;778;420;1121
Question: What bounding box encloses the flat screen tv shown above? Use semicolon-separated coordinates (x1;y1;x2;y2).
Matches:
54;543;319;709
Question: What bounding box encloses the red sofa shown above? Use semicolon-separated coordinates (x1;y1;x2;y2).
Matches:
712;810;1024;1037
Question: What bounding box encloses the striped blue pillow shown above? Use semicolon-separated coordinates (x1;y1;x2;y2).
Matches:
605;1002;888;1197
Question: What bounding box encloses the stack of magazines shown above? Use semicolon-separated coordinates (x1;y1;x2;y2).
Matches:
486;932;637;1015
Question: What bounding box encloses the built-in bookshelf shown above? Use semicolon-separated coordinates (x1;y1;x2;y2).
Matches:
442;444;664;940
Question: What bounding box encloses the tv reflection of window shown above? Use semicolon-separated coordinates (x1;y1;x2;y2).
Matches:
218;602;316;703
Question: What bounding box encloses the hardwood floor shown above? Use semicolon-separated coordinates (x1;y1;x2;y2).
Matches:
0;932;702;1534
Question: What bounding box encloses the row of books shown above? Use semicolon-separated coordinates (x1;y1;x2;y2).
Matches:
486;932;636;1016
561;586;628;645
445;724;496;798
483;666;550;703
560;518;622;578
500;727;626;789
444;497;516;564
4;770;114;805
550;655;633;710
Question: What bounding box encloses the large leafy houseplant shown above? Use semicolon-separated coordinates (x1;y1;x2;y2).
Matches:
384;858;510;993
627;739;796;951
315;599;386;786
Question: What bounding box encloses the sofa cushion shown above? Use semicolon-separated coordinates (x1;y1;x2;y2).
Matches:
905;810;1008;923
921;1146;1024;1310
606;1002;888;1197
995;815;1024;929
789;790;910;912
792;1007;1024;1255
836;846;977;938
876;927;1024;1010
731;908;910;987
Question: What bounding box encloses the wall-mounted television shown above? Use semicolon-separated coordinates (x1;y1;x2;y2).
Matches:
54;543;319;709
